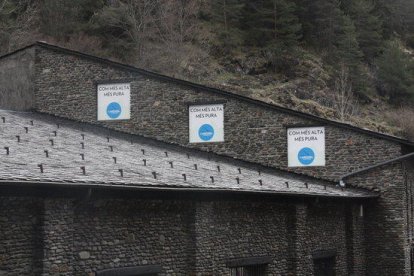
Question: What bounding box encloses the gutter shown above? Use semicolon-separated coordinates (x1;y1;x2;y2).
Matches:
0;179;377;199
339;152;414;187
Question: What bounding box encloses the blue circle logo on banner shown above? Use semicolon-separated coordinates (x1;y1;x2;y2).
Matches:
107;102;122;119
198;124;215;141
298;147;315;165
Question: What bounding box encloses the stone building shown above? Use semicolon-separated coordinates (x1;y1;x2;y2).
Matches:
0;42;413;275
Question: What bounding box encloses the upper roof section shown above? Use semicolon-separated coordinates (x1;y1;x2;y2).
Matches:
0;41;413;147
0;109;376;199
0;41;412;184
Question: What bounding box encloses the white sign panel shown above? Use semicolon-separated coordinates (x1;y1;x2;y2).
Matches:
189;104;224;143
287;127;325;167
97;83;130;121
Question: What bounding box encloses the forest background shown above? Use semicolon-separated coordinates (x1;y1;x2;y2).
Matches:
1;0;414;138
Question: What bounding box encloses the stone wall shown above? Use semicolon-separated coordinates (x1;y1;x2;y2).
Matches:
33;46;403;182
2;44;412;274
0;193;360;275
0;197;43;275
347;162;410;275
0;48;35;111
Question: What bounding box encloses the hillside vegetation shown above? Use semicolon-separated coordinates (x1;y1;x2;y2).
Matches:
1;0;414;139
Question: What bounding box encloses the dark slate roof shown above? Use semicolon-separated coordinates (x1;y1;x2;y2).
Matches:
0;110;377;199
2;41;413;147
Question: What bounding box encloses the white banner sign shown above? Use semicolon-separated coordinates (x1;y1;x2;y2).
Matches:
287;127;325;167
97;83;130;121
189;104;224;143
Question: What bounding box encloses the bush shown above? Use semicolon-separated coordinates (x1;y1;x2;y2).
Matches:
386;107;414;140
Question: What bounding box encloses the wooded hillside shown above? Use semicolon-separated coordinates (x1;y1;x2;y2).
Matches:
1;0;414;138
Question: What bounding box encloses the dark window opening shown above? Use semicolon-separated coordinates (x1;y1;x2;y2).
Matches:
410;244;414;276
313;256;335;276
226;256;271;276
230;264;267;276
95;265;161;276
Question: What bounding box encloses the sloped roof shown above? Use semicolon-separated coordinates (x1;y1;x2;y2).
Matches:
1;41;413;147
0;109;377;198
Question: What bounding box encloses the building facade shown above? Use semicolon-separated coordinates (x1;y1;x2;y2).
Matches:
0;42;413;275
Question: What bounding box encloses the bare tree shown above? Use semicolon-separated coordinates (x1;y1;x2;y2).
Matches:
332;64;358;122
92;0;159;59
123;0;159;57
156;0;200;46
387;107;414;140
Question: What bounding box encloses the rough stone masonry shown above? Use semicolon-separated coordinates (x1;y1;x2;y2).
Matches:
0;42;413;275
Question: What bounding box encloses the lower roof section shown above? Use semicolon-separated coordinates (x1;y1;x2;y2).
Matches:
0;110;377;199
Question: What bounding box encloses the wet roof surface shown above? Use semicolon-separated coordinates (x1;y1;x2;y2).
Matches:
0;110;377;198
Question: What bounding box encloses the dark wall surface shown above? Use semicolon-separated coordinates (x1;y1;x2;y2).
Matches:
0;48;35;111
29;46;413;274
0;194;359;275
0;197;43;275
33;46;403;182
347;162;410;275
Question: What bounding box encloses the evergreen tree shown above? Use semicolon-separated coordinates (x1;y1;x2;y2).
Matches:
342;0;383;62
309;0;344;50
293;0;315;44
243;0;302;48
210;0;245;48
334;14;366;95
376;41;414;104
334;15;362;67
